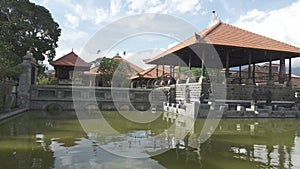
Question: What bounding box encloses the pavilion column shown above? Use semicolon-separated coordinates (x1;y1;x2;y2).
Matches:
278;57;286;84
201;62;206;77
162;64;165;85
172;66;175;78
267;55;274;85
188;55;191;80
156;64;158;84
287;58;293;86
199;49;206;83
247;52;252;84
239;66;242;84
252;63;256;84
225;50;229;78
177;63;181;84
289;58;292;81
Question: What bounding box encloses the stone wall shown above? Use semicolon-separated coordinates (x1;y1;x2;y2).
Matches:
175;82;295;103
30;85;157;111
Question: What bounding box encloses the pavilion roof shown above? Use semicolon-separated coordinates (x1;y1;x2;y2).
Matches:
50;51;91;67
146;21;300;67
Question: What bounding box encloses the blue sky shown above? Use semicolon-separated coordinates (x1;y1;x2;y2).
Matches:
30;0;300;69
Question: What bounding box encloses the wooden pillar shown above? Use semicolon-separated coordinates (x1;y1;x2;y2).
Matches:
289;58;292;81
172;66;175;78
279;58;285;84
201;61;205;77
268;54;274;85
201;49;205;77
188;55;191;78
162;64;165;85
177;62;181;84
248;52;252;81
287;57;293;86
252;63;255;84
225;50;229;78
156;64;158;82
239;65;242;84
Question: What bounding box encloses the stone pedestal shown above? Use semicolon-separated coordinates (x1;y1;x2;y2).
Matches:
17;51;37;108
267;80;274;85
286;80;294;87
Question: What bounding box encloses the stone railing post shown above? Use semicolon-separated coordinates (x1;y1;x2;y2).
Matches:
17;51;37;108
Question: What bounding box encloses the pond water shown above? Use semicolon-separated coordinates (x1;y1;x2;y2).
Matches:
0;111;300;169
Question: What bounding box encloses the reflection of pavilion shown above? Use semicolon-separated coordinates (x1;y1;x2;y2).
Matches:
146;12;300;117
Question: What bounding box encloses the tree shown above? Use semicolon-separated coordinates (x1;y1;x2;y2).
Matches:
93;57;132;87
0;0;61;81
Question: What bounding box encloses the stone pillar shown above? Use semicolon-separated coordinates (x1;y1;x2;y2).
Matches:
18;51;37;108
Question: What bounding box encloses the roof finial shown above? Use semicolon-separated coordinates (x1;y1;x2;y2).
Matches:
209;10;220;27
72;48;73;52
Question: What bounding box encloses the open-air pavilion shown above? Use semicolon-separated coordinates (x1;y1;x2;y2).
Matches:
146;16;300;107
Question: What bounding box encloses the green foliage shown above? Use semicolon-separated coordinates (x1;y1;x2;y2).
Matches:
37;75;56;85
0;0;61;80
94;57;132;87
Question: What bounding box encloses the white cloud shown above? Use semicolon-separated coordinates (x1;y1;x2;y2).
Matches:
64;13;79;29
55;30;90;60
234;1;300;67
167;42;179;49
74;4;109;25
96;8;109;24
110;0;122;16
235;1;300;47
75;4;87;20
126;0;202;15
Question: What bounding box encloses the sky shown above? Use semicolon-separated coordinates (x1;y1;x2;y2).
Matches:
29;0;300;70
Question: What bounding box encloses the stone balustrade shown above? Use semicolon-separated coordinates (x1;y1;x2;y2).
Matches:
30;85;159;111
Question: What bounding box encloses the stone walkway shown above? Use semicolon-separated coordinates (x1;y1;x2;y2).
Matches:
0;108;28;121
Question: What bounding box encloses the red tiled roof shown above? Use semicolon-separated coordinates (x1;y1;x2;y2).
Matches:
199;22;300;53
50;51;91;67
147;21;300;64
84;66;100;75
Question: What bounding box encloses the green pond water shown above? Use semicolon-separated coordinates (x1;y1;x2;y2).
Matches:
0;110;300;169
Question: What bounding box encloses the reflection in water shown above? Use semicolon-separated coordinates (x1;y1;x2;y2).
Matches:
0;111;299;169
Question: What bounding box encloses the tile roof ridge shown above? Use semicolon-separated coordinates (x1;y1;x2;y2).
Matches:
200;21;223;38
51;51;77;63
